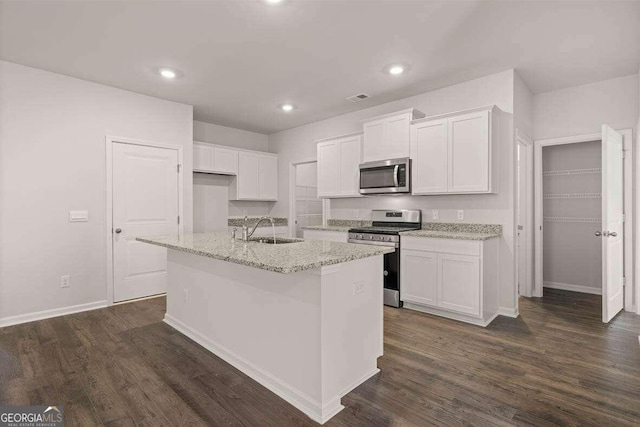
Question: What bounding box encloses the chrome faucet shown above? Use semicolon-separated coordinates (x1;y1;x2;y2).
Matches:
243;216;275;242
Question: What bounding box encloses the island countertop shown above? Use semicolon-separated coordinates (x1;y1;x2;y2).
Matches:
137;233;394;274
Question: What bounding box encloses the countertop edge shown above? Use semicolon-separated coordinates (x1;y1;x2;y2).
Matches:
137;237;393;274
399;231;501;241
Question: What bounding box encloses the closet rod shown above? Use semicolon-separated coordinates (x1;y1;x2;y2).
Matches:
544;217;601;223
543;167;601;176
543;193;601;199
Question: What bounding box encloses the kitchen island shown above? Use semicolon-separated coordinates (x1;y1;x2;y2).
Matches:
137;233;394;424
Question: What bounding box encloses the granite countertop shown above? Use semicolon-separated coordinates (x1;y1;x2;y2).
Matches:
137;233;394;274
400;230;501;241
401;222;502;241
301;219;371;233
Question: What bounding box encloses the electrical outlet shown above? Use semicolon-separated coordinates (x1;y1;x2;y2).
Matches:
432;210;439;220
183;289;188;303
353;281;365;295
457;210;464;220
60;275;70;288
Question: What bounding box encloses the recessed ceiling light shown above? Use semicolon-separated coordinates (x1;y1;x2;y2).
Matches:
159;69;177;79
388;65;405;75
280;104;295;112
265;0;283;4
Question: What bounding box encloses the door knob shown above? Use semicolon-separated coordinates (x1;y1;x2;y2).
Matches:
115;228;122;234
609;231;617;237
595;231;602;236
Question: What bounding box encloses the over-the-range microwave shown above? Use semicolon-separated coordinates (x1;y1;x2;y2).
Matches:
359;157;410;195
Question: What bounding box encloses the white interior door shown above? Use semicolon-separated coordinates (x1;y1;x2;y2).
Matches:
113;142;179;302
517;143;527;296
601;124;624;323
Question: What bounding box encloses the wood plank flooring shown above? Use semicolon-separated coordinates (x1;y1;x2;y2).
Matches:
1;288;639;426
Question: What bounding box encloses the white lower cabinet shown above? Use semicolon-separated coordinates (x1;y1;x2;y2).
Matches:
401;250;437;307
437;254;480;316
400;236;498;326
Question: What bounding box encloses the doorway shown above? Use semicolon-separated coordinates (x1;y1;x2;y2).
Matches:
534;127;633;323
289;160;323;237
106;136;184;304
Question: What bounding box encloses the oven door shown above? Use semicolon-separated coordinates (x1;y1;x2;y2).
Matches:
359;158;410;194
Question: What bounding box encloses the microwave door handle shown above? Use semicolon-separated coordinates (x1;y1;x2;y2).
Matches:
393;165;399;187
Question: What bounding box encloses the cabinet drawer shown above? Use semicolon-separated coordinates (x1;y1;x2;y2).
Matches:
401;236;480;256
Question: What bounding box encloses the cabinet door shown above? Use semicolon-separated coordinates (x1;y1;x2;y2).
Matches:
212;147;238;175
317;141;338;197
237;152;259;199
337;136;362;196
258;155;278;200
410;119;448;194
193;143;213;172
386;114;411;159
400;249;438;306
437;254;480;316
363;119;386;162
448;111;490;193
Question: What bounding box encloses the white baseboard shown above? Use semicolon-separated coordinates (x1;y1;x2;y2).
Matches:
498;307;519;318
543;281;602;295
403;302;498;327
164;314;343;424
0;300;108;328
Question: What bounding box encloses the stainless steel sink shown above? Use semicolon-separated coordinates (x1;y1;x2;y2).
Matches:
248;237;302;245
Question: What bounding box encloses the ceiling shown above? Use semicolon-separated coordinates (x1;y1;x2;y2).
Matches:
1;1;639;134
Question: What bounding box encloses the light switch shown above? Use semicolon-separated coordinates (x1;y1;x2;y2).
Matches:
69;210;89;222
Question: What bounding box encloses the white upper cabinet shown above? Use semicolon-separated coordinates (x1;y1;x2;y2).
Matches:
362;109;425;162
448;110;490;193
229;151;278;201
410;118;448;194
258;154;278;200
317;133;363;198
410;105;502;195
212;146;239;175
193;141;238;175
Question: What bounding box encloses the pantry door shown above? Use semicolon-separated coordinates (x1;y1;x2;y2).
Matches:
600;125;624;323
112;141;180;302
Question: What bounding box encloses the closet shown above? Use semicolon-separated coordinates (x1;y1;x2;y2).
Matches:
542;140;602;294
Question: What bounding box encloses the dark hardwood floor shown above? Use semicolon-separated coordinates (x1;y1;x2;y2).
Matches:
1;289;639;426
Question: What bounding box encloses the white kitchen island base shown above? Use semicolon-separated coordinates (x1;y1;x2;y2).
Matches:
163;249;384;424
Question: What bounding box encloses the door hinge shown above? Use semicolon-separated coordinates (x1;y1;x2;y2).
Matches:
178;216;180;225
623;214;626;222
177;164;181;173
623;277;626;287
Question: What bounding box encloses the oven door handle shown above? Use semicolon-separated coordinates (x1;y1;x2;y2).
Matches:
393;165;399;187
347;239;399;248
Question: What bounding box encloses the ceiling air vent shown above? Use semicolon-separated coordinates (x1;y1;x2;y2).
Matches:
346;93;370;103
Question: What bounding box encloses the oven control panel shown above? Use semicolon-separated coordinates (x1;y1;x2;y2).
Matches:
348;233;400;243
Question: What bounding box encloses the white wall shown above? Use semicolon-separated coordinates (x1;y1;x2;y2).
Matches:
269;69;518;313
514;71;534;139
193;120;268;151
0;60;193;322
637;67;640;312
533;74;638;140
296;162;317;187
192;120;274;228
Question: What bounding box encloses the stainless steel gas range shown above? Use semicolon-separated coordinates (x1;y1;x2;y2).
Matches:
347;209;421;307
